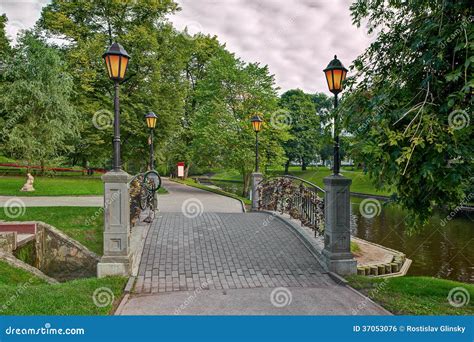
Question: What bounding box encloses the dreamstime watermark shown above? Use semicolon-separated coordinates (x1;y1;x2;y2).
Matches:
359;198;381;219
270;287;292;308
447;287;470;308
440;15;474;49
448;109;470;130
181;198;204;218
0;277;36;313
92;287;114;308
270;109;292;130
5;323;85;336
174;278;212;314
440;192;473;227
182;21;203;41
3;198;26;219
92;109;113;130
351;278;388;315
84;192;120;226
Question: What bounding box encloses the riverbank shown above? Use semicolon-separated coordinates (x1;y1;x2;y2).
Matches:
347;275;474;315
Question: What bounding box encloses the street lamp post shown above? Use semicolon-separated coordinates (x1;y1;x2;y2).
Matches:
251;115;263;172
250;115;263;210
323;55;347;175
102;42;130;171
97;42;132;278
321;55;356;276
145;112;158;170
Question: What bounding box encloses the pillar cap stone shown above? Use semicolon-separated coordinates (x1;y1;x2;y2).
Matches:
323;174;352;186
102;170;131;182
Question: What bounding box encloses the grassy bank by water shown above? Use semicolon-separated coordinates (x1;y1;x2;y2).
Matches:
347;275;474;315
0;261;126;315
210;166;392;197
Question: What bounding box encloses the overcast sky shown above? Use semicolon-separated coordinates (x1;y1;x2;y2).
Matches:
0;0;372;93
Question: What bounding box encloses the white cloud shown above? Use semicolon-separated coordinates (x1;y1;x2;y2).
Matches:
0;0;372;93
170;0;372;93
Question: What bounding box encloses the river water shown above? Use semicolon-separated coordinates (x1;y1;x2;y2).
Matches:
210;179;474;283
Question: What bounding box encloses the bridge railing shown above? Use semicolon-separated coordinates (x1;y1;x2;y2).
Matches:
129;173;145;228
258;175;325;235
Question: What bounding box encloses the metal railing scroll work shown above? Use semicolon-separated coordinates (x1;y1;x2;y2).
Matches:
258;175;325;236
129;170;162;227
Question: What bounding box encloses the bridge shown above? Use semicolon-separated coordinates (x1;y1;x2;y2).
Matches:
115;179;388;315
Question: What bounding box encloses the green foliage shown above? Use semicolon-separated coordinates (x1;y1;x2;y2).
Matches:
344;0;473;228
279;90;321;170
0;33;78;167
0;14;11;61
347;275;474;315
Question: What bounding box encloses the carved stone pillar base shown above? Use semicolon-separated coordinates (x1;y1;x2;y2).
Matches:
322;175;356;275
97;170;132;277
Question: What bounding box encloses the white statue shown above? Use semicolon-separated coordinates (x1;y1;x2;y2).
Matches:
20;173;35;192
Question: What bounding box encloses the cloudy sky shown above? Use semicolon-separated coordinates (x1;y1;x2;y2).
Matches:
0;0;372;93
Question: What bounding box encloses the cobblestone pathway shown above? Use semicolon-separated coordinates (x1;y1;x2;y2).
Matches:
134;212;332;294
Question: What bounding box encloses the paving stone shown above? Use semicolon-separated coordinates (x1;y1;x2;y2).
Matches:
134;212;326;293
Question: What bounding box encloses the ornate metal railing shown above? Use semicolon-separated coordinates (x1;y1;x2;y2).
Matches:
129;171;162;228
129;173;144;228
258;175;325;235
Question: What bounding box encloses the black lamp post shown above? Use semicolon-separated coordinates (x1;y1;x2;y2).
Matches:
250;115;263;172
103;42;130;172
145;112;158;170
323;55;347;175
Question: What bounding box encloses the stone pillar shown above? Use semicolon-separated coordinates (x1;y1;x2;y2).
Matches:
322;175;356;275
251;172;263;211
97;170;132;277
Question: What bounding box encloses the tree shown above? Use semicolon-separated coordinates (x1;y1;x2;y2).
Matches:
39;0;184;171
189;49;287;196
279;89;321;172
345;0;473;227
0;33;78;169
0;14;11;61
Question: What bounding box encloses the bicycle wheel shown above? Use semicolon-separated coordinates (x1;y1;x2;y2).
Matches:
139;186;149;210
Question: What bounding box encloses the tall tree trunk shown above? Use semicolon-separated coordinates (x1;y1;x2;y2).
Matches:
242;170;251;198
302;158;307;171
284;160;290;174
184;161;192;179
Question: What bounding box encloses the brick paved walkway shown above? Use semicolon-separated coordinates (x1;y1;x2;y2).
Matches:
134;212;331;294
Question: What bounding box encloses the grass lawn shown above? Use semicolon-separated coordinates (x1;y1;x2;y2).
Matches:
0;261;126;315
0;207;103;255
211;166;392;197
174;178;251;205
0;176;168;196
0;176;103;196
347;275;474;315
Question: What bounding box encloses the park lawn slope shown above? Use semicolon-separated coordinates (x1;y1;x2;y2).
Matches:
210;167;393;197
174;178;251;205
347;275;474;315
0;207;103;255
0;261;126;315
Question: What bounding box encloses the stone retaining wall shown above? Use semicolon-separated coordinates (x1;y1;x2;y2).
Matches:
35;222;100;281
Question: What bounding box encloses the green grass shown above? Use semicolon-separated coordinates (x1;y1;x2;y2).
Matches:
211;166;392;197
0;176;168;196
0;207;104;255
174;178;251;205
350;241;361;253
347;275;474;315
0;260;126;315
0;261;46;286
0;176;104;196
